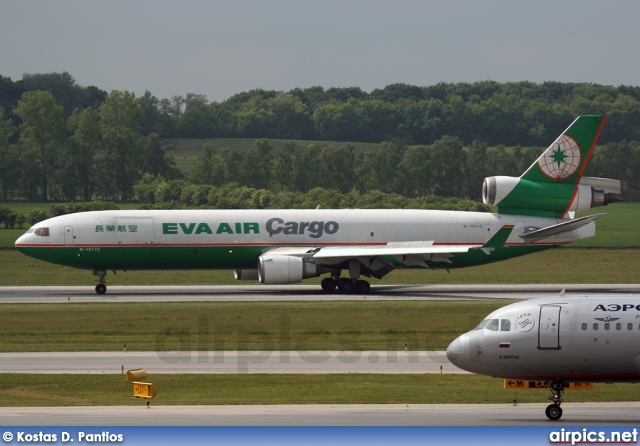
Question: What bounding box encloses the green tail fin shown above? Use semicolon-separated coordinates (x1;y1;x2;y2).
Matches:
521;115;606;183
484;115;608;218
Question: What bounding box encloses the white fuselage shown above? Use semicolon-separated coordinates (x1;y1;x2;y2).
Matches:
447;295;640;382
15;208;591;249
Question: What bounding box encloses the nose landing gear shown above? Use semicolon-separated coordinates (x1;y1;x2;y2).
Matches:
94;269;107;294
545;380;564;420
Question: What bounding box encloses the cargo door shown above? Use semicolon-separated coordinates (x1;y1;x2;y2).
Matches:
115;217;154;266
115;218;153;244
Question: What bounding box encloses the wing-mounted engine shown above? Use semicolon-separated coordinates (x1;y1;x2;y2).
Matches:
258;254;336;284
483;175;621;217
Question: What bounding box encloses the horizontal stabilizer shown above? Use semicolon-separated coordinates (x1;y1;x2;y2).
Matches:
518;213;608;242
481;224;514;248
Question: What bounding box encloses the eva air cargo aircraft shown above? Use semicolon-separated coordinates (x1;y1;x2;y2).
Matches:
15;115;620;295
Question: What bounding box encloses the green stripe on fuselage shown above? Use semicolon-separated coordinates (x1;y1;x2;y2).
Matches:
17;244;553;271
16;245;268;270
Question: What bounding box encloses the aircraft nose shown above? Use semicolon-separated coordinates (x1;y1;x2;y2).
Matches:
14;233;29;249
446;336;463;365
447;333;472;371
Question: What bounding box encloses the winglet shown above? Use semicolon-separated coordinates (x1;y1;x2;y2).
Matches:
482;224;515;249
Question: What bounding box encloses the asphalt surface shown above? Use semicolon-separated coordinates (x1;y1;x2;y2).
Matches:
0;351;457;374
2;403;639;426
1;283;639;303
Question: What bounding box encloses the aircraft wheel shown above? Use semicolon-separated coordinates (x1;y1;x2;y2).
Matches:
95;283;107;295
321;277;337;293
337;278;354;294
545;404;562;420
355;279;370;294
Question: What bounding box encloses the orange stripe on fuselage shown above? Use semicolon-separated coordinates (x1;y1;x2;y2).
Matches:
561;115;608;218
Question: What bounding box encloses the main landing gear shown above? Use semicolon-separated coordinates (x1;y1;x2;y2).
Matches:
321;260;372;294
545;380;564;420
321;276;371;294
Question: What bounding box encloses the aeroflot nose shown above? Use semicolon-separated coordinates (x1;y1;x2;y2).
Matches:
446;333;470;371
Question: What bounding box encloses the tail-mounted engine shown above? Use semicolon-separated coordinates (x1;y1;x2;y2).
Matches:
483;175;621;217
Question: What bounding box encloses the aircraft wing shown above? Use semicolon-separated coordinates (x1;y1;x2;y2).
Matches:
311;242;474;259
262;225;515;279
308;225;516;275
312;224;515;260
309;243;475;277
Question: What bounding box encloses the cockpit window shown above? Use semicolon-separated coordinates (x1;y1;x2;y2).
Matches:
26;228;34;234
33;227;50;237
474;319;491;330
485;319;499;331
474;318;503;331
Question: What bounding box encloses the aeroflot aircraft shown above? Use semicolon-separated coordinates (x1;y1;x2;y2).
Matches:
15;116;620;295
447;294;640;420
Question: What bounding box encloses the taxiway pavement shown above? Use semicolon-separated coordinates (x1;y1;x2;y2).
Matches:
1;283;639;303
0;351;457;374
2;403;639;426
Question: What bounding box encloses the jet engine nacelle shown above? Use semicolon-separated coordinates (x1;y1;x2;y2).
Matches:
234;269;259;281
483;175;621;215
258;254;331;284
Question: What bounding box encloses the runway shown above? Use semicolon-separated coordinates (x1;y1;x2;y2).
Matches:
3;284;640;427
2;403;639;426
0;351;457;374
1;283;639;303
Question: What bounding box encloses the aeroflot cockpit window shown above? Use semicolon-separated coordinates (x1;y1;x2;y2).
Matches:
485;319;499;331
33;228;50;236
500;319;511;331
474;319;491;330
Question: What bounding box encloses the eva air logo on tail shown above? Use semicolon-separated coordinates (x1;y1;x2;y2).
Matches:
486;115;608;217
537;134;581;180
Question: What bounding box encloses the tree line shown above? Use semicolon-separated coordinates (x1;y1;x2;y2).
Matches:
0;89;179;202
138;137;640;206
0;201;118;229
1;72;639;204
3;73;640;145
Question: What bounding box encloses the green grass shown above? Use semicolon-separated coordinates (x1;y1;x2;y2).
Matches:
0;229;22;248
2;247;639;286
0;300;501;352
574;202;640;247
1;374;638;406
0;202;53;214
